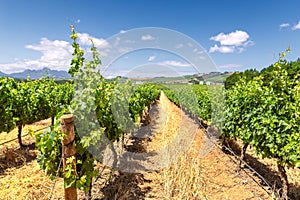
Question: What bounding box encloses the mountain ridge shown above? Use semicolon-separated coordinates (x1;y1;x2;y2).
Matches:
0;67;71;79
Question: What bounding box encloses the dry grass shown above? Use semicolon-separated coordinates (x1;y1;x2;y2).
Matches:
242;144;300;199
1;94;299;199
147;92;206;199
0;159;65;200
148;92;272;200
0;118;65;200
160;147;206;200
0;118;51;146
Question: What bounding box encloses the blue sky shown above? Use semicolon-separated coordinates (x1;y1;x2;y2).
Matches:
1;0;300;77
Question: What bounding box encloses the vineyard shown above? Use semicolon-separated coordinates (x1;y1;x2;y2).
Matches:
0;27;300;200
0;77;73;147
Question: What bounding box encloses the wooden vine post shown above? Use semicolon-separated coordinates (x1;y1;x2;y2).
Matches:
61;114;77;200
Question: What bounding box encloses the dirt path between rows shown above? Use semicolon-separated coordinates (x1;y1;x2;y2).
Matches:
92;91;272;200
3;91;299;199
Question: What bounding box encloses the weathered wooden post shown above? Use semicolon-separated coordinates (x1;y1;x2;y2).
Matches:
61;114;77;200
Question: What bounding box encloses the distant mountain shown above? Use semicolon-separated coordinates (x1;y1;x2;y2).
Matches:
0;71;7;77
124;72;231;84
0;68;71;80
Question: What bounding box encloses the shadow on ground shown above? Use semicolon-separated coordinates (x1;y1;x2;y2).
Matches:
98;172;151;200
0;144;37;174
225;141;300;200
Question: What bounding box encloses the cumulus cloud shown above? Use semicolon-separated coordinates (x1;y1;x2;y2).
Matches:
120;30;127;34
210;30;249;46
26;38;72;62
209;30;253;53
279;23;290;29
158;60;192;67
279;20;300;30
242;40;254;47
209;44;235;53
77;33;110;49
292;21;300;30
1;38;73;73
141;34;155;41
148;55;156;61
0;33;110;74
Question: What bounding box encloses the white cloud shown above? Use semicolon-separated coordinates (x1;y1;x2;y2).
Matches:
120;30;127;34
209;44;235;53
218;63;242;69
141;34;155;41
1;38;73;73
209;30;253;53
187;43;193;47
237;47;246;53
114;37;121;46
292;21;300;30
278;20;300;30
148;55;156;61
75;19;81;23
26;38;69;50
279;23;290;28
242;40;254;47
194;56;207;62
118;47;133;53
0;33;110;74
210;30;249;46
77;33;110;49
25;38;72;61
158;60;192;67
175;44;184;49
